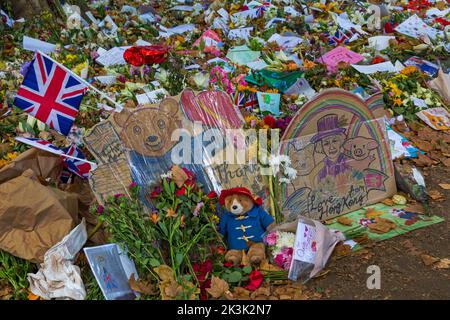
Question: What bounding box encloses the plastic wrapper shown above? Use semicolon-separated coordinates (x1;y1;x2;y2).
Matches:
28;219;87;300
394;163;428;203
272;218;345;283
278;89;397;222
84;244;139;300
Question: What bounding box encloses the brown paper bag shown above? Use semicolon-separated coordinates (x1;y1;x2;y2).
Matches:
429;69;450;105
0;170;76;263
0;148;62;184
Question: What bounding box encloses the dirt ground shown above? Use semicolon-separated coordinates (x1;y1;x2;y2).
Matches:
306;165;450;300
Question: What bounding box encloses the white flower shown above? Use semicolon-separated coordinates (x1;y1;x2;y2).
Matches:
160;171;172;179
285;167;297;180
193;72;210;88
155;69;169;84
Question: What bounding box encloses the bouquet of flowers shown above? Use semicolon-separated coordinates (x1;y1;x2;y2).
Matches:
264;230;296;270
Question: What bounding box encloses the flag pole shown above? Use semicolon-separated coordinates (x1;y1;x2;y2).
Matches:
60;153;97;168
37;51;123;112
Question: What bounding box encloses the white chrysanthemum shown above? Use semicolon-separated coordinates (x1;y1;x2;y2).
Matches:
160;171;172;179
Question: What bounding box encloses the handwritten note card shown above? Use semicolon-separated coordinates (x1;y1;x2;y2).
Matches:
257;92;281;116
293;222;317;264
395;14;443;40
318;46;363;72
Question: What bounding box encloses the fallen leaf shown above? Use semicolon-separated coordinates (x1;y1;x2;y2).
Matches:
335;243;352;256
367;217;396;234
337;216;353;226
154;265;175;282
438;183;450;190
413;139;433;152
382;198;395;206
404;203;425;214
413;153;437;167
442;158;450;167
27;291;40;300
435;258;450;269
233;287;251;299
260;259;283;272
421;254;439;266
206;276;229;299
171;165;188;188
365;208;384;219
250;286;271;299
428;189;444;201
128;273;157;295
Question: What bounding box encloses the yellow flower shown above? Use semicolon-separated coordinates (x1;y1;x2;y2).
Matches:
400;65;418;76
303;59;316;69
335;80;342;87
211;214;220;224
393;97;402;106
244;115;257;125
237;84;248;92
266;89;279;93
389;83;402;98
65;54;77;63
5;152;17;161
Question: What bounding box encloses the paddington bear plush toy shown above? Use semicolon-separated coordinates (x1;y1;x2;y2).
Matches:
218;187;274;266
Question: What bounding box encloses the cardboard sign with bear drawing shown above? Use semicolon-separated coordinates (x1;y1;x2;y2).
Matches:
279;88;396;222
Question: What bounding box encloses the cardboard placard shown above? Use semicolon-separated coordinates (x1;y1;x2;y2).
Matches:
180;89;244;131
279;89;396;221
82;120;131;204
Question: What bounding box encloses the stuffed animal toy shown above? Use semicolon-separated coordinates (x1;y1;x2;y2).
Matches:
218;187;274;265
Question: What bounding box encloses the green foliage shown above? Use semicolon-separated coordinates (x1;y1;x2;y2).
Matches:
0;250;37;300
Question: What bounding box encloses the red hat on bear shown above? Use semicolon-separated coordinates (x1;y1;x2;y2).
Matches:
219;187;263;206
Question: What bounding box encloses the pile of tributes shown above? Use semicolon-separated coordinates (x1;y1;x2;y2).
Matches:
0;0;449;300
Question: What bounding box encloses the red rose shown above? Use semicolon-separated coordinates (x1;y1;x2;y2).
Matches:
244;270;264;291
207;191;218;199
384;22;395;34
371;56;385;65
263;115;277;129
223;261;233;268
216;246;226;255
175;186;186;197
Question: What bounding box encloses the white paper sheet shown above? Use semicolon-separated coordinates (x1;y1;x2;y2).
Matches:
267;34;303;51
23;36;56;54
228;27;253;41
368;36;396;51
95;46;130;66
351;61;397;74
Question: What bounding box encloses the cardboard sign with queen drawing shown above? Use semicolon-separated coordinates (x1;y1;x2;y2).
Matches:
280;88;396;221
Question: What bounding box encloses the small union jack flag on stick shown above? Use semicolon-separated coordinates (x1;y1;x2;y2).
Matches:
14;51;88;136
15;137;96;179
63;144;92;179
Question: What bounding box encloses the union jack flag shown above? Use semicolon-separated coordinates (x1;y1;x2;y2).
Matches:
14;52;87;136
63;144;92;179
234;91;258;109
328;29;350;46
15;136;64;155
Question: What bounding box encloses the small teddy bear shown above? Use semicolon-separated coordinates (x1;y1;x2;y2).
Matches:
218;187;274;266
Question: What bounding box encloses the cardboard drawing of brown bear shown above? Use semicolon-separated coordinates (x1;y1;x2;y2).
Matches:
280;89;396;222
218;187;274;266
114;98;212;203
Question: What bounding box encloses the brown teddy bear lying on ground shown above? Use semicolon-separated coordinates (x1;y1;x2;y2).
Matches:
218;187;274;266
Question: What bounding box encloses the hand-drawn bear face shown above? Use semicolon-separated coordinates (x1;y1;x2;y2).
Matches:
343;136;378;161
114;99;180;157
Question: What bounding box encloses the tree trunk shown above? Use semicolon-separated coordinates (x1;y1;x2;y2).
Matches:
1;0;51;20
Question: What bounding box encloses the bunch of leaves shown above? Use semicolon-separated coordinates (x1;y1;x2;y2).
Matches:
93;186;164;281
0;250;37;300
150;169;224;283
214;264;253;287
